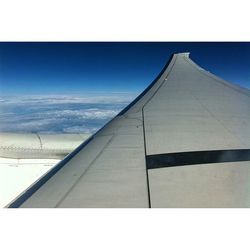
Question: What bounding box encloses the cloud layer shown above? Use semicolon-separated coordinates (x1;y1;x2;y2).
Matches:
0;94;136;134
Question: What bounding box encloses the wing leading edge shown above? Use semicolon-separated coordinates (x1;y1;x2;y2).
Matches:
8;53;250;208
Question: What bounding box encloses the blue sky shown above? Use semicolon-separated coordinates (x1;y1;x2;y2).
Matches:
0;42;250;95
0;42;249;134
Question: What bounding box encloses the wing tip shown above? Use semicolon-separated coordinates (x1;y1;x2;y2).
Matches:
175;52;190;57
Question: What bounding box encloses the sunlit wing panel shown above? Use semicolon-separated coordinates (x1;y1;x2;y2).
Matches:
8;53;250;208
143;54;250;207
11;115;149;207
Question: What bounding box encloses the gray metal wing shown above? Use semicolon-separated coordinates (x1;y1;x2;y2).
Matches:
8;53;250;208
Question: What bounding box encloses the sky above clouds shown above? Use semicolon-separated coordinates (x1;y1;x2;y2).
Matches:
0;42;250;95
0;42;249;134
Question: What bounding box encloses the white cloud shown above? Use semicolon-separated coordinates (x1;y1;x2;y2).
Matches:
50;109;119;120
63;125;98;134
0;93;137;105
0;94;135;133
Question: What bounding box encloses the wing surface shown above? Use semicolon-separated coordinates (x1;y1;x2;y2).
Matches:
8;53;250;208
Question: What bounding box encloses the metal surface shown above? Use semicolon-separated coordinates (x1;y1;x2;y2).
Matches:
0;132;90;159
8;52;250;208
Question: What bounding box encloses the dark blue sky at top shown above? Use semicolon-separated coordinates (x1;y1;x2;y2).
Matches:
0;42;250;95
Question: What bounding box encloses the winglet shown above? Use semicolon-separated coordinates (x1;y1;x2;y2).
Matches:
176;52;190;57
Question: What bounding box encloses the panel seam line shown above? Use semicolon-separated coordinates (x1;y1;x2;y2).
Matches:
140;55;177;208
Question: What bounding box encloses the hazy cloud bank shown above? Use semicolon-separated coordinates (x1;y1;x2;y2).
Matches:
0;93;136;134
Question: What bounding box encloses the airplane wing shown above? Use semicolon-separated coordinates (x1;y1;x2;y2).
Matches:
8;52;250;208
